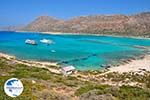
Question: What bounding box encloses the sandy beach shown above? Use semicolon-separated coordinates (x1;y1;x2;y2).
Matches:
15;31;150;40
1;52;150;74
107;55;150;74
0;52;60;74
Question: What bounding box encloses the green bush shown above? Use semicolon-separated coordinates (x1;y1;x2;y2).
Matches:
75;84;110;96
116;85;150;100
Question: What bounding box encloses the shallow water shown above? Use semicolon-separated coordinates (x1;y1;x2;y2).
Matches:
0;31;150;70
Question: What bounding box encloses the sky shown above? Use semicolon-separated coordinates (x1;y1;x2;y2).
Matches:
0;0;150;26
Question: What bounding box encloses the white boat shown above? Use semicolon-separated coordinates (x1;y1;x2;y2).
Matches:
25;39;37;45
51;50;56;53
40;39;53;44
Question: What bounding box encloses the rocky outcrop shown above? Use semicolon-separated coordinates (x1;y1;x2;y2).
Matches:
24;12;150;36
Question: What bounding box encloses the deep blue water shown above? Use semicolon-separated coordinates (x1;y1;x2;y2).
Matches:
0;31;150;70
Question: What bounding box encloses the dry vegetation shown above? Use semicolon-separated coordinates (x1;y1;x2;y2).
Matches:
0;57;150;100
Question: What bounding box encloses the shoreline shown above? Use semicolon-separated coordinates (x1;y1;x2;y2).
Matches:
0;52;60;74
15;31;150;40
106;54;150;74
1;52;150;74
1;31;150;74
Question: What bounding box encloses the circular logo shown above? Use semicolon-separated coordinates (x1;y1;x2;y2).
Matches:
4;78;24;97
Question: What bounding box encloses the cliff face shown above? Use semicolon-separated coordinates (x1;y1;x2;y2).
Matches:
24;12;150;36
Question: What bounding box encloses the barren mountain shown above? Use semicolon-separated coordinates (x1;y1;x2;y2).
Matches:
24;12;150;36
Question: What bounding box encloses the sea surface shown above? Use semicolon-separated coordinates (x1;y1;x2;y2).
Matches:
0;31;150;70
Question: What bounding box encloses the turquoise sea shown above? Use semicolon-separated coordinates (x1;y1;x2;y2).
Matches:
0;31;150;70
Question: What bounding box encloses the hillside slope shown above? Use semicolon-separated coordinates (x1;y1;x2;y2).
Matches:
24;12;150;36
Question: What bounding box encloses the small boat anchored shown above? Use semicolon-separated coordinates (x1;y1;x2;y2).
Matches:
25;39;37;45
51;50;56;53
40;39;54;45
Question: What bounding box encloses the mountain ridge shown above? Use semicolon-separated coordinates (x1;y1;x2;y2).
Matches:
14;12;150;37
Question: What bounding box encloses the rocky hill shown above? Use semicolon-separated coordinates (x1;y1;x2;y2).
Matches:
24;12;150;36
0;25;25;31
